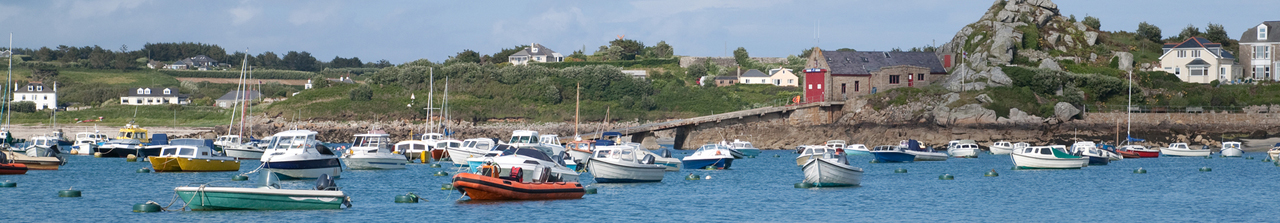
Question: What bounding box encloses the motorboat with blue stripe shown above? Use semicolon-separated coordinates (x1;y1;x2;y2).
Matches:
870;145;915;162
261;130;341;179
683;144;734;169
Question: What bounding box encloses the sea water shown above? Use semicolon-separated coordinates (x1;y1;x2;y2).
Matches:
1;151;1277;221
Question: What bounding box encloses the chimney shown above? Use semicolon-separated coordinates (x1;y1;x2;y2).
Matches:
737;66;741;79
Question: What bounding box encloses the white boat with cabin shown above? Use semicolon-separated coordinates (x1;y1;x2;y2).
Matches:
261;130;342;179
1160;143;1210;157
588;145;667;183
990;141;1014;155
71;131;109;155
1011;145;1087;169
445;138;495;167
340;131;406;170
801;146;863;187
947;140;980;158
1219;141;1242;157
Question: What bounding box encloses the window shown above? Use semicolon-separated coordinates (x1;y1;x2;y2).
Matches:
855;81;860;92
1175;67;1180;75
1257;46;1271;59
1261;27;1269;39
789;79;794;83
775;80;780;85
1190;67;1205;76
807;84;812;89
144;88;151;94
36;86;42;91
1221;67;1226;76
27;86;32;91
163;89;170;94
136;88;143;94
744;79;749;83
917;73;925;80
889;75;900;84
1177;50;1186;58
1191;50;1200;58
43;96;47;100
817;84;822;89
121;99;128;103
1039;148;1052;155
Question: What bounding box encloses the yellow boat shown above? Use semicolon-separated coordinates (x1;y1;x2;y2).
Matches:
148;142;240;172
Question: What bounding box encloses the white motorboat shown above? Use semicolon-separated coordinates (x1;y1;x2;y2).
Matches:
223;143;265;160
902;140;947;161
1068;141;1110;165
870;145;915;162
565;139;596;164
1011;145;1087;169
340;131;406;170
445;138;495;167
801;146;863;187
683;144;735;169
71;131;108;155
1269;143;1280;160
726;139;761;158
9;136;69;169
470;145;579;183
796;145;833;166
989;141;1014;155
261;130;342;179
435;138;463;162
1161;143;1210;157
394;139;431;162
588;145;667;183
845;144;870;155
214;135;244;150
1220;141;1243;157
947;140;980;158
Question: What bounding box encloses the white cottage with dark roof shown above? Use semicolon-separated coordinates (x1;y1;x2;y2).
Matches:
738;69;771;85
120;87;189;105
1158;37;1239;83
13;82;57;110
508;43;564;65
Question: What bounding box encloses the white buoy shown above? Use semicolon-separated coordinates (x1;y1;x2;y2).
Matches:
704;175;711;180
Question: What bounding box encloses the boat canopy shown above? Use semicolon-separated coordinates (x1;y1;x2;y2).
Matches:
500;147;554;162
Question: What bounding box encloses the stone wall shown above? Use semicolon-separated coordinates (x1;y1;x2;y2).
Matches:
679;56;789;68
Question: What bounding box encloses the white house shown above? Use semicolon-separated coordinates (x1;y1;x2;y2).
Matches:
216;90;262;108
121;87;189;105
13;82;57;110
622;70;647;79
1158;37;1240;83
1241;21;1280;81
769;67;799;87
508;43;564;65
738;69;771;84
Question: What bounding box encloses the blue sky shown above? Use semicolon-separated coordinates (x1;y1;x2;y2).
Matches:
0;0;1276;64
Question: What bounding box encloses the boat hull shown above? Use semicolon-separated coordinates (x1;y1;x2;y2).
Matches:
1161;148;1211;157
175;186;346;210
906;150;948;161
566;149;592;163
845;149;871;156
0;163;28;175
452;173;585;200
71;144;95;155
1085;156;1109;165
802;158;863;187
341;156;407;170
871;151;915;163
1134;150;1159;158
445;148;487;167
736;148;761;157
587;158;666;183
223;147;264;160
1220;148;1243;157
3;151;62;170
949;148;980;158
94;146;160;158
431;149;448;161
149;157;240;172
682;158;732;169
264;158;342;179
1011;153;1087;169
989;146;1014;155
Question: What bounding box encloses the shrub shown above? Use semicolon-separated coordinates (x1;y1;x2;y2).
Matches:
1016;25;1040;50
160;69;316;80
349;85;373;101
11;101;36;113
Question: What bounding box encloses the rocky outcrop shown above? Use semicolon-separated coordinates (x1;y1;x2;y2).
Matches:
1038;59;1060;71
1053;102;1079;121
1113;51;1134;71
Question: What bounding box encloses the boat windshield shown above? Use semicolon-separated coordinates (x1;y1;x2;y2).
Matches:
179;147;195;156
509;136;537;144
34;139;50;147
161;147;178;156
353;136;389;148
271;135;313;150
500;147;554;162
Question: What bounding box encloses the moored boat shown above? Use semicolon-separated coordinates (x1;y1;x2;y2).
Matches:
903;140;947;161
452;171;585;201
468;142;580;182
94;124;162;158
796;145;832;166
870;145;915;162
1011;145;1087;169
845;144;870;155
394;139;431;162
990;141;1014;155
1270;143;1280;160
947;140;980;158
1068;141;1109;166
149;139;240;172
684;144;735;169
1160;143;1210;157
0;152;29;174
1220;141;1243;157
588;145;667;183
8;135;68;170
434;138;462;161
801;146;863;187
445;138;496;167
71;131;108;155
726;139;761;158
340;131;406;170
261;130;341;179
175;173;349;210
565;139;595;164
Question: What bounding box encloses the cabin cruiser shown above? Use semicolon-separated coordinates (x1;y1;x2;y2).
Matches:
150;139;239;172
947;140;981;158
588;145;667;183
989;141;1014;155
870;145;915;162
1160;143;1210;157
796;145;834;166
845;144;871;155
445;138;496;167
800;145;863;187
469;145;579;183
1219;141;1243;157
683;144;735;169
1068;141;1109;165
6;135;69;170
724;139;761;158
261;130;341;179
219;135;266;160
1011;145;1087;169
340;131;406;170
71;131;109;155
902;140;947;161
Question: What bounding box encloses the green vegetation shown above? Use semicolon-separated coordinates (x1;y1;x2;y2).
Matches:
160;69;315;80
5;104;232;127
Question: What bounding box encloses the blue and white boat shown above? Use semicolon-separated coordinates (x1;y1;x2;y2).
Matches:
1069;141;1109;165
725;139;761;158
845;144;871;156
902;140;948;161
261;130;342;179
682;144;734;169
870;145;915;162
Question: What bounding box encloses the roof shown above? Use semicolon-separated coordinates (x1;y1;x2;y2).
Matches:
739;69;769;78
1240;21;1280;43
215;90;262;101
1186;58;1210;66
714;76;739;80
13;83;53;93
126;87;185;97
509;43;559;57
1163;37;1221;49
819;51;947;75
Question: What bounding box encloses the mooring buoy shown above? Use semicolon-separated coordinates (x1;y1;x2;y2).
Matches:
440;183;454;190
420;151;429;164
685;173;700;180
938;174;954;180
1199;167;1212;172
433;171;449;176
0;181;15;187
430;163;442;168
984;169;999;177
584;187;598;194
59;187;82;197
794;183;813;188
394;193;420;203
136;168;151;173
704;166;715;170
1134;168;1147;174
126;154;138;162
773;154;780;157
132;202;162;212
894;168;907;173
93;152;102;158
231;175;249;181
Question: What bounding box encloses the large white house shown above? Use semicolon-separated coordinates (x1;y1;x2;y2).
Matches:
738;69;771;85
1241;21;1280;81
1158;37;1240;83
120;87;189;105
769;67;799;87
13;82;57;110
508;43;564;65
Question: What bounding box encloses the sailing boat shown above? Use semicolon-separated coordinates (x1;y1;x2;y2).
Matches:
1117;71;1158;158
221;50;265;159
0;34;14;150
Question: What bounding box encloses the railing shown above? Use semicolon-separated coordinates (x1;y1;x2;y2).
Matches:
1083;105;1266;114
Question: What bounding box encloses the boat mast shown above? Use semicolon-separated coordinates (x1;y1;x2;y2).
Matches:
229;49;249;135
443;76;449;135
239;66;252;138
1126;70;1132;144
426;67;434;134
4;33;12;131
574;82;580;138
599;107;609;140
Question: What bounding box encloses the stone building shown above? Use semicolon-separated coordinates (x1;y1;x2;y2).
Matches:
714;76;739;87
802;47;948;102
1240;21;1280;81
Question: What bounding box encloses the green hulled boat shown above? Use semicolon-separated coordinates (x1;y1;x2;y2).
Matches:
175;186;348;210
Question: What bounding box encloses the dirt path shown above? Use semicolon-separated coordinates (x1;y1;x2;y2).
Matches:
176;78;309;86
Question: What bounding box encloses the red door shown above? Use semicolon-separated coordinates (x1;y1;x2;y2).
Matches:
908;77;914;87
803;68;826;102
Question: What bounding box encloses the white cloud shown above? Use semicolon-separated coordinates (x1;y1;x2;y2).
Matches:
63;0;148;19
228;2;261;25
288;2;339;25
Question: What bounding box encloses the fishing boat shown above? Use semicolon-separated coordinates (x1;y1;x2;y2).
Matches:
421;133;447;160
1068;141;1109;165
796;145;832;166
453;170;585;200
175;173;350;210
1120;144;1159;158
222;143;264;160
6;135;68;170
902;140;947;161
94;123;161;158
149;139;239;172
565;139;595;163
588;145;667;183
1219;141;1243;157
870;145;915;162
394;139;431;162
1011;145;1088;169
990;141;1014;155
684;144;735;169
1114;145;1141;158
726;139;761;157
435;138;462;162
1160;143;1210;157
844;143;875;155
947;140;980;158
445;138;496;167
340;131;406;170
0;152;27;174
261;130;341;179
801;147;863;187
70;131;108;155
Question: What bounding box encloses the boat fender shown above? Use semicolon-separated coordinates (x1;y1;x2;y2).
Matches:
538;166;552;183
440;183;454;190
715;150;721;156
509;167;522;181
315;174;337;190
126;154;138;162
430;163;442;168
94;152;102;158
231;175;249;181
584;187;597;194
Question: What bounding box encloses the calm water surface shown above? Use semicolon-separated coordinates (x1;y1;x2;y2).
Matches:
1;150;1277;222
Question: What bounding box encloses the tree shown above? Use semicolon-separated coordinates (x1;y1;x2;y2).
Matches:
87;49;111;69
349;84;373;101
687;63;708;80
1082;16;1101;30
1137;22;1163;43
1176;24;1202;40
256;51;283;69
34;47;52;61
608;39;645;60
799;48;813;58
489;45;528;64
1205;23;1230;44
836;48;856;52
733;47;750;67
444;49;481;65
648;41;673;58
282;51;319;71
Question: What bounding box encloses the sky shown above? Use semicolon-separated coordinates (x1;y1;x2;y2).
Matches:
1;0;1277;64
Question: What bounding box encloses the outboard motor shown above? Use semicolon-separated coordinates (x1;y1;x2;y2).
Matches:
315;174;337;191
661;149;671;158
641;154;655;164
536;166;552;183
0;151;8;164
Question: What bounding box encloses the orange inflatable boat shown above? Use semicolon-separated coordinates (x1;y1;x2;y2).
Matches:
0;162;28;175
452;166;584;200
